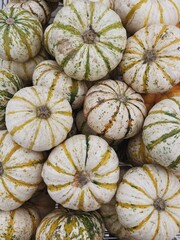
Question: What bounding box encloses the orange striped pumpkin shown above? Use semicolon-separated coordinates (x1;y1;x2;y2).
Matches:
0;130;44;211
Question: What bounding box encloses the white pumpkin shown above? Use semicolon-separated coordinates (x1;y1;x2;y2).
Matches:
5;86;73;151
84;80;147;140
42;134;120;211
120;24;180;94
0;130;44;211
32;60;88;109
116;164;180;240
44;0;127;81
63;0;114;8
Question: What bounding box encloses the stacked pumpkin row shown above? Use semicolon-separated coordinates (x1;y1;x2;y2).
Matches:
0;0;179;239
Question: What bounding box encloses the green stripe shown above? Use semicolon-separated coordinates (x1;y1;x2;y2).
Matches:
16;22;42;40
96;9;109;24
70;80;79;105
9;7;15;18
85;135;89;166
98;41;123;52
142;64;150;93
149;110;180;121
70;4;84;27
84;47;90;80
0;90;13;99
89;2;95;25
2;25;12;61
169;97;180;108
94;45;111;71
14;10;30;19
0;69;21;90
168;155;180;169
54;23;81;36
0;9;8;18
98;22;122;35
143;121;179;130
147;128;180;150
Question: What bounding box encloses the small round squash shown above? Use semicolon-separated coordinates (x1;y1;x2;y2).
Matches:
5;86;73;151
63;0;114;8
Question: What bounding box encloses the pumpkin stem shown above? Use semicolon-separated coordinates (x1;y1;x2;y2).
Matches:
82;26;99;44
143;49;157;64
73;171;89;188
117;94;128;103
0;162;4;176
153;198;166;211
6;18;15;25
36;105;51;119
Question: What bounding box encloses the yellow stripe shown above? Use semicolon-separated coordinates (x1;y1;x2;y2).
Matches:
28;119;42;150
0;131;8;146
88;187;101;204
153;25;168;48
12;96;36;107
166;205;180;209
51;98;65;108
50;116;70;133
70;4;84;27
46;217;61;239
34;68;52;85
169;0;180;18
78;190;85;210
157;1;164;23
91;149;111;172
159;56;180;61
143;4;152;27
142;64;150;93
122;179;153;200
166;211;180;227
5;159;42;170
94;166;119;178
151;212;160;240
25;208;37;234
47;120;55;148
121;60;141;73
4;173;40;187
93;182;117;190
36;217;52;240
143;165;158;196
157;39;180;52
46;74;60;102
10;117;36;136
117;202;152;208
89;2;95;25
61;143;78;171
165;189;180;201
61;192;74;205
54;111;72;116
125;49;143;55
162;169;170;197
132;35;146;50
31;87;42;104
2;145;21;165
7;110;33;115
5;210;15;239
46;160;74;176
48;182;72;192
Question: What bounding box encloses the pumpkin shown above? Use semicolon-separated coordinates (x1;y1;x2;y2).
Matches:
142;96;180;176
5;86;73;151
36;207;105;240
0;48;48;86
116;164;180;240
32;60;88;109
0;130;44;211
114;0;180;34
177;22;180;28
0;7;43;62
84;80;147;140
42;134;120;211
44;1;127;81
121;24;180;94
63;0;114;8
0;204;40;240
6;0;51;26
0;67;23;130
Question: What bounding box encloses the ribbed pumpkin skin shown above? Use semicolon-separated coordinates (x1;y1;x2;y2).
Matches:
44;1;127;81
36;208;105;240
84;80;147;140
121;25;180;94
0;48;48;86
0;204;40;240
142;97;180;175
114;0;180;33
0;7;43;62
32;60;88;109
0;130;44;211
5;86;73;151
63;0;114;8
42;134;120;211
116;164;180;240
0;67;23;129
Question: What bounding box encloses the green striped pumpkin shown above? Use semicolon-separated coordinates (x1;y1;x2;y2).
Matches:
0;7;43;62
0;130;44;211
120;24;180;94
32;60;88;109
116;164;180;240
36;207;105;240
142;96;180;177
44;1;127;81
0;67;23;129
5;86;73;151
0;204;40;240
42;134;120;211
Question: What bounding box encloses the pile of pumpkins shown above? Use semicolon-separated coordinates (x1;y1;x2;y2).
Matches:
0;0;179;239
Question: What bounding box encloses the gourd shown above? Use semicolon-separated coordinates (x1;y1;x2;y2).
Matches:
42;134;120;211
114;0;180;33
5;86;73;151
0;130;44;211
0;67;23;129
84;80;147;140
63;0;114;8
32;60;88;109
44;0;127;81
0;7;43;62
116;164;180;240
121;24;180;94
36;207;105;240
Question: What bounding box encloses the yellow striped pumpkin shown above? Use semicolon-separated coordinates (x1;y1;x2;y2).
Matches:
0;48;48;86
32;60;88;109
5;86;73;151
63;0;114;8
0;7;43;62
44;1;127;81
142;96;180;177
114;0;180;33
120;24;180;94
83;80;147;140
0;204;40;240
0;67;23;130
36;207;105;240
0;130;44;211
116;164;180;240
42;134;120;211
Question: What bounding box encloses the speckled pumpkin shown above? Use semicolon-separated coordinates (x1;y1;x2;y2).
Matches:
0;204;40;240
142;96;180;176
36;207;105;240
5;86;73;151
32;60;88;109
0;130;44;211
116;164;180;240
84;80;147;140
121;24;180;94
0;7;43;62
42;134;120;211
63;0;114;8
44;0;127;81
